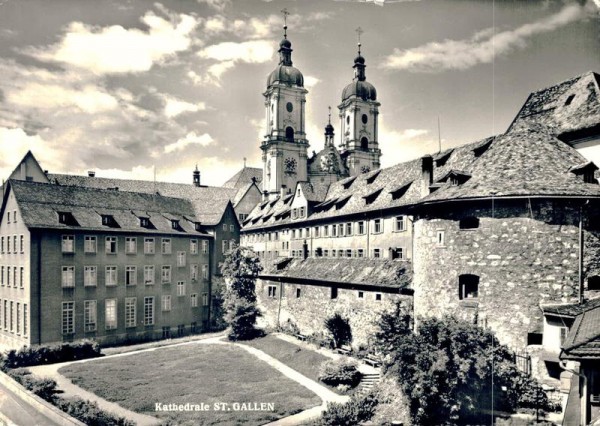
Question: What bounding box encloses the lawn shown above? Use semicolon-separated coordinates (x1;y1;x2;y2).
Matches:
58;343;321;426
241;335;340;392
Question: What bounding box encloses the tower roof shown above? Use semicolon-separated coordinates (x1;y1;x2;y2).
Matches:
267;9;304;88
341;33;377;102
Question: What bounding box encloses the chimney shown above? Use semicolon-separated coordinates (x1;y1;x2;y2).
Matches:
193;166;200;187
280;185;287;199
88;170;96;177
420;155;433;197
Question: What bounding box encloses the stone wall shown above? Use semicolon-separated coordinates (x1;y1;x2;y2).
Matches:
413;198;600;350
255;278;411;347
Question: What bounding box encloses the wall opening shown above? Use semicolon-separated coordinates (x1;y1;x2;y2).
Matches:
459;274;479;300
285;127;294;141
459;217;480;230
360;137;369;150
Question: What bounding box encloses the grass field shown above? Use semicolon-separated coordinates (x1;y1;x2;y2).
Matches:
58;343;321;426
241;335;341;392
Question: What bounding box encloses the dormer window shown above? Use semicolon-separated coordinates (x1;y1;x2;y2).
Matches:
363;188;383;205
390;182;412;201
194;222;202;232
473;139;493;158
438;170;471;186
435;150;453;167
101;215;119;228
140;217;150;228
569;162;598;184
342;176;357;189
171;220;182;231
57;212;78;226
335;195;351;210
366;170;381;185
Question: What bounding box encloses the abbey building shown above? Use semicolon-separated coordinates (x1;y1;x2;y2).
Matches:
261;26;381;200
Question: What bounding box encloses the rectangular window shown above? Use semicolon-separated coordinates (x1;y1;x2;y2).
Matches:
16;303;20;335
223;224;227;231
62;266;75;288
331;287;338;299
323;249;329;257
144;297;154;325
190;240;198;255
191;293;198;307
83;266;98;286
62;302;74;334
191;264;199;281
62;235;74;253
202;240;208;254
177;251;186;267
9;301;13;332
12;268;16;288
345;249;352;258
177;281;186;296
357;249;364;258
84;300;97;332
391;247;404;260
346;223;353;236
19;235;24;253
12;236;16;254
338;224;344;237
296;288;301;298
394;216;407;232
373;248;381;258
314;227;320;238
358;291;364;299
84;236;96;253
202;293;209;306
459;275;479;300
1;266;3;286
222;240;228;254
125;237;137;254
376;293;382;301
144;238;155;254
144;266;154;285
268;285;277;298
125;266;137;286
161;266;171;283
19;267;23;288
125;298;136;328
23;303;27;336
437;231;445;246
230;224;234;232
13;211;16;223
358;221;365;235
202;264;209;280
332;225;337;237
161;238;171;254
373;219;382;234
3;300;6;330
162;295;172;311
105;237;117;254
105;299;117;329
6;266;10;287
1;236;4;253
105;266;117;286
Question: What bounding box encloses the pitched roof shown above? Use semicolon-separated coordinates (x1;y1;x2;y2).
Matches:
421;128;600;204
261;257;412;289
298;181;329;203
47;174;238;226
222;167;263;190
8;180;207;235
509;71;600;140
542;297;600;318
561;304;600;360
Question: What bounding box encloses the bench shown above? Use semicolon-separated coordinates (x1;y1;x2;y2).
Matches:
364;354;382;368
336;344;352;356
293;333;307;342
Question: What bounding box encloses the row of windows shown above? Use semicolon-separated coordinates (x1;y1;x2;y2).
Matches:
0;266;25;288
5;210;18;225
222;224;236;232
244;216;407;243
0;299;27;337
61;235;208;256
61;264;209;287
266;285;383;301
257;247;406;261
0;235;25;254
222;239;235;254
62;295;208;334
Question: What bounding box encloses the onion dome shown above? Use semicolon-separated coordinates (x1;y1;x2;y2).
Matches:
266;24;304;87
341;43;377;101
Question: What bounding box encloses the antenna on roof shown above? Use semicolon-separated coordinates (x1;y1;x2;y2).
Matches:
281;8;289;39
437;116;442;154
243;157;247;168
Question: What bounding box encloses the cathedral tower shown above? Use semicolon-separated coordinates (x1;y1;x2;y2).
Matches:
261;12;309;200
338;31;381;175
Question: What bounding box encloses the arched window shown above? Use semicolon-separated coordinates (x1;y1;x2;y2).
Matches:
360;137;369;150
459;274;479;300
285;127;294;141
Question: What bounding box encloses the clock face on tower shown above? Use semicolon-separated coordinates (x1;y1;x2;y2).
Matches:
284;157;297;174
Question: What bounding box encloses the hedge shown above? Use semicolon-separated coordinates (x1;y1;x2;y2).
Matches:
2;340;101;369
318;358;362;388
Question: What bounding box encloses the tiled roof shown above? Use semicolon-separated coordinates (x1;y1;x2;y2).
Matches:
261;257;412;289
542;297;600;317
421;128;600;204
9;180;207;235
509;72;600;139
298;181;329;203
231;182;257;207
561;304;600;360
222;167;263;190
47;174;237;226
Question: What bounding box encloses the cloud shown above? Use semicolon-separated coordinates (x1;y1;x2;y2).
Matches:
381;2;589;72
304;76;321;89
198;40;273;63
196;0;230;12
163;96;207;118
164;132;214;153
0;127;63;176
26;11;199;74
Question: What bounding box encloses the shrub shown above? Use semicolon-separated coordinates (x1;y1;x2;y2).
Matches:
324;313;352;348
3;340;101;369
318;358;362;388
55;397;134;426
7;368;58;402
318;391;379;425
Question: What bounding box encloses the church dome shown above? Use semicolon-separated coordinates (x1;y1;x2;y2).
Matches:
267;65;304;88
280;38;292;49
342;80;377;101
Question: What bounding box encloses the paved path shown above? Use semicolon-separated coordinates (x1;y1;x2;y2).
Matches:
0;379;62;426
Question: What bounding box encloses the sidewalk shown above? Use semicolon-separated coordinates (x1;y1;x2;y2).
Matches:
0;379;64;426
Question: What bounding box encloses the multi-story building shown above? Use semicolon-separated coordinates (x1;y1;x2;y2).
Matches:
0;180;212;350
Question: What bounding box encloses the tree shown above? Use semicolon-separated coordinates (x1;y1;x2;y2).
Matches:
220;244;263;340
373;300;412;356
388;316;552;425
324;313;352;348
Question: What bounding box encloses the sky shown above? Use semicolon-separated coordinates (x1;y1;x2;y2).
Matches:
0;0;598;186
